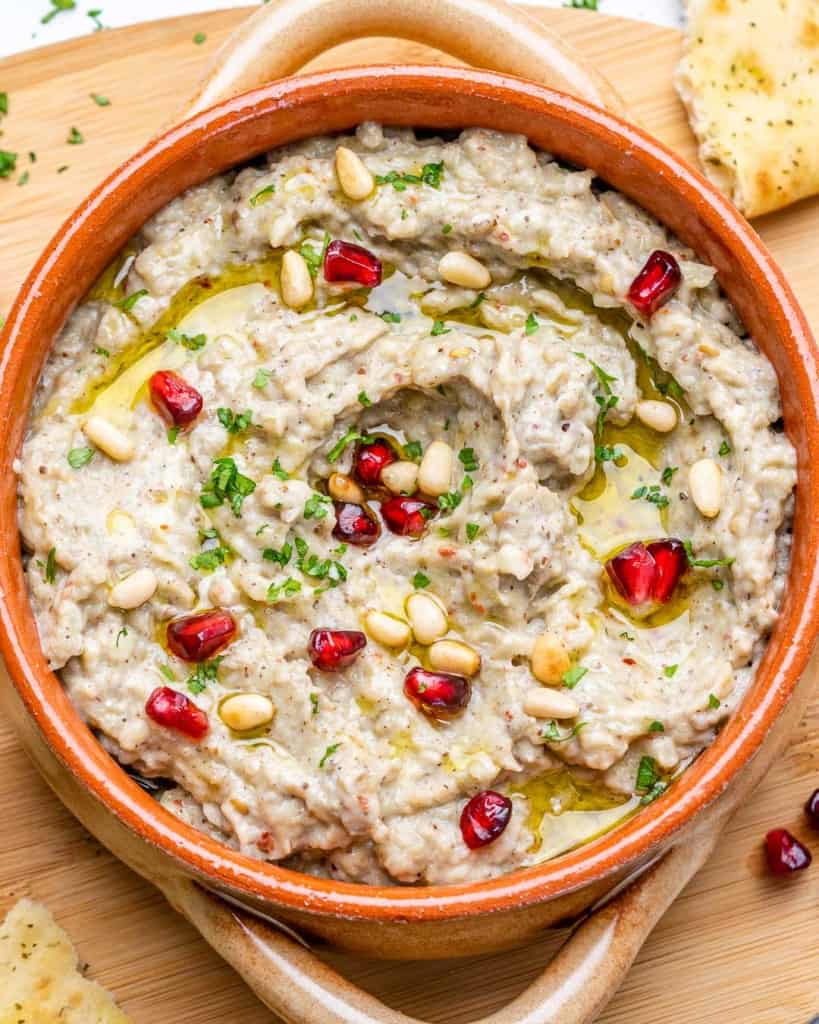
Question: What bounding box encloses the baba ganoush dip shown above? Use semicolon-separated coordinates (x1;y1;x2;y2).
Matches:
18;124;796;885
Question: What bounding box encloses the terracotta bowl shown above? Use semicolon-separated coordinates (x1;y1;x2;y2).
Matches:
1;2;818;1021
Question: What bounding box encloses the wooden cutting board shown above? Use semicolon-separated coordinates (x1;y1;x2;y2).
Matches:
1;7;818;1023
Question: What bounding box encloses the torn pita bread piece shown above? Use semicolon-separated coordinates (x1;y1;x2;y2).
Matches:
0;899;131;1024
675;0;819;217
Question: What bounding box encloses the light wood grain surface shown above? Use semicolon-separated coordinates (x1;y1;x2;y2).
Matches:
0;8;818;1023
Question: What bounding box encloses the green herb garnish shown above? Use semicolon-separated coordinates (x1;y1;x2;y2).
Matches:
159;664;176;681
661;465;678;485
562;664;588;689
310;693;319;715
271;457;289;481
630;484;669;509
683;540;734;568
167;328;206;350
217;407;253;435
116;289;148;312
249;183;276;207
319;742;341;768
303;493;331;520
253;368;273;389
380;312;401;324
327;426;373;464
525;312;539;335
412;571;430;590
663;664;678;678
431;320;451;336
458;447;479;472
0;151;17;179
466;522;480;542
193;31;207;44
187;657;222;694
267;577;302;602
437;491;462;512
707;693;721;710
44;547;57;584
403;440;423;462
200;457;256;517
167;426;180;445
648;721;665;733
90;92;110;107
42;0;76;25
357;390;372;406
67;126;84;145
67;447;94;469
718;440;732;457
542;720;586;743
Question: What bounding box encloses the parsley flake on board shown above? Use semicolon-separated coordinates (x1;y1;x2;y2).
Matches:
90;92;110;107
564;0;597;8
543;720;586;743
249;183;276;207
200;457;256;517
67;126;84;145
327;426;373;464
0;151;18;179
319;742;341;768
0;93;7;117
17;171;29;187
87;8;104;31
186;657;222;695
412;571;430;590
303;493;331;520
167;328;206;350
116;289;148;312
562;664;588;689
217;407;253;435
67;447;94;469
193;31;207;44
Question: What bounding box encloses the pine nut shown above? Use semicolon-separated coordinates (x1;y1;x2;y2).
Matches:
429;639;480;676
108;568;158;610
381;460;419;495
417;440;453;497
328;472;364;504
83;416;134;462
635;400;677;433
364;610;411;648
438;252;491;290
523;688;580;720
405;592;448;645
530;632;571;685
335;146;374;201
280;250;313;309
219;693;275;732
689;458;722;518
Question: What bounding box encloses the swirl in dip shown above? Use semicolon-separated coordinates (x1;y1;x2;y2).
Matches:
18;124;796;885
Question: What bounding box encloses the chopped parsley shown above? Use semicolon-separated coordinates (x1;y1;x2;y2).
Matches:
595;445;623;463
67;126;84;145
357;390;372;406
319;742;341;768
116;627;128;648
375;161;444;191
303;492;331;520
189;542;231;573
656;375;684;401
0;93;7;117
648;720;665;733
708;693;721;709
631;484;669;510
683;540;734;568
17;171;29;187
167;426;180;445
167;328;206;350
92;345;110;357
310;693;320;715
293;536;347;591
159;664;176;681
380;312;401;324
271;457;289;480
299;232;331;277
67;447;94;469
663;664;678;678
90;92;110;107
661;465;678;486
217;407;253;435
442;224;453;234
193;31;207;44
249;183;276;207
44;547;57;584
620;630;635;641
87;9;104;31
458;447;479;472
564;0;598;8
562;664;588;689
635;755;659;793
327;426;373;464
431;320;451;337
412;571;430;589
267;576;302;602
718;440;732;457
403;440;423;462
525;312;540;335
469;291;486;308
263;540;293;567
712;578;725;591
437;490;462;512
200;457;256;517
253;368;273;388
575;352;620;457
466;522;480;542
0;151;17;179
116;289;148;312
42;0;76;24
187;657;222;694
543;720;586;743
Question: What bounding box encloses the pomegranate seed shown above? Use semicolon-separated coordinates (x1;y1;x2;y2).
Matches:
404;667;470;720
308;629;367;671
606;538;687;609
627;250;682;318
460;791;513;849
805;789;819;827
381;496;436;537
323;240;382;288
167;609;236;662
145;686;209;740
606;542;656;606
645;539;688;603
765;828;812;876
332;501;380;546
354;439;397;486
149;370;203;429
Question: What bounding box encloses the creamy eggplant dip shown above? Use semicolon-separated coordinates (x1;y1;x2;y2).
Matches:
18;124;796;885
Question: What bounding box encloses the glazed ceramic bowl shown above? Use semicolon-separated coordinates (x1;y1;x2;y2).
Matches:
1;2;818;1022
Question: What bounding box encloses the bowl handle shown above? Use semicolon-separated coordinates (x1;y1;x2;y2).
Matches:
177;0;627;122
158;824;717;1024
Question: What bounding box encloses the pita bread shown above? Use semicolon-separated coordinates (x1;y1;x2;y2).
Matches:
675;0;819;217
0;899;131;1024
